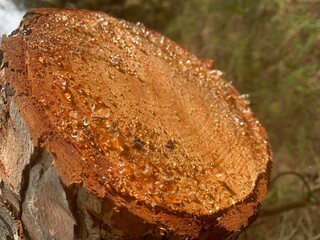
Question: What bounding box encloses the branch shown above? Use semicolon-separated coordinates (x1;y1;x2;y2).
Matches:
259;200;313;217
258;171;320;217
270;171;312;197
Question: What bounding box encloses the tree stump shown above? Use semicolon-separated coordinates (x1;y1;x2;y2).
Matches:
0;8;272;239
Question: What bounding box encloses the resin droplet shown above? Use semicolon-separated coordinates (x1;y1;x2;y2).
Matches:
64;92;72;101
93;107;111;118
210;70;224;78
38;56;44;63
71;130;78;138
69;111;78;119
82;117;90;126
109;54;120;66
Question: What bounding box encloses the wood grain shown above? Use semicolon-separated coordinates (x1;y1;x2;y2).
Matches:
0;8;272;239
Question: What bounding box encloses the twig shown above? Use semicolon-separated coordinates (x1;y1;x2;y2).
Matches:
270;171;312;197
259;171;320;217
260;199;312;217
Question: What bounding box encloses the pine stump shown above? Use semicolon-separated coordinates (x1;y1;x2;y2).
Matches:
0;8;272;240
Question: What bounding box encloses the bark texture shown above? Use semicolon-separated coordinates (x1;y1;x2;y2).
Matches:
0;8;272;239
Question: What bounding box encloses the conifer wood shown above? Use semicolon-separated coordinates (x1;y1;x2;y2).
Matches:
0;8;272;239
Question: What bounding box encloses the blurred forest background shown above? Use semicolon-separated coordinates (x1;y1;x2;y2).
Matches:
3;0;320;239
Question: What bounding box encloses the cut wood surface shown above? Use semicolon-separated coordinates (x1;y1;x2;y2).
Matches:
0;8;272;239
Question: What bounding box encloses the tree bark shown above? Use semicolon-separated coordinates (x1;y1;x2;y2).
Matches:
0;8;272;239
